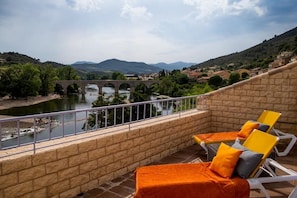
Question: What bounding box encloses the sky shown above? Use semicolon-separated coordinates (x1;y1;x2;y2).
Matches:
0;0;297;65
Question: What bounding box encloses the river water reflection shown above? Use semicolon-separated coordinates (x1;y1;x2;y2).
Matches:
0;87;128;116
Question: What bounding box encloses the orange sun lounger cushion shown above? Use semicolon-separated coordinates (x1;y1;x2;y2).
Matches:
237;120;260;138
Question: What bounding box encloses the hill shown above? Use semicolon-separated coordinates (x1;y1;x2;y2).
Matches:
151;61;196;71
71;59;162;74
0;52;40;65
190;26;297;70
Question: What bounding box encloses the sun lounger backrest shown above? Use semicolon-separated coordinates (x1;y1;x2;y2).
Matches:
243;129;279;177
256;110;281;133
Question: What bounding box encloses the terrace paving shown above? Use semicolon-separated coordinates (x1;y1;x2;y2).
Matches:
76;142;297;198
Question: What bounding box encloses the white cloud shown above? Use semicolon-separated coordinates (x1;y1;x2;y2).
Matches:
183;0;266;19
120;1;152;22
65;0;104;11
230;0;266;16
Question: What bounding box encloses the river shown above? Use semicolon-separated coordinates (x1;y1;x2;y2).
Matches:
0;86;172;148
0;86;128;116
0;87;130;148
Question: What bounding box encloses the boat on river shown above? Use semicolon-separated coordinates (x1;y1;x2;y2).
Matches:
1;126;45;141
1;119;61;141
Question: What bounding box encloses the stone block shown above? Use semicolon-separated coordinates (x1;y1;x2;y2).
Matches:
112;132;127;143
0;172;17;188
145;132;156;142
134;152;146;162
58;166;79;181
81;179;98;193
113;150;128;160
57;144;78;159
97;155;114;167
79;139;97;153
46;158;68;174
88;147;106;161
48;180;70;197
79;160;97;174
274;104;289;110
127;129;140;139
19;165;46;183
70;173;90;188
120;139;134;150
33;173;58;190
282;98;296;105
28;188;47;198
90;167;106;179
106;162;121;173
2;155;32;175
69;152;88;167
106;143;121;154
96;136;113;148
4;181;33;197
98;173;113;185
246;90;260;97
32;150;57;166
133;136;146;146
120;156;134;167
139;142;151;152
113;167;128;179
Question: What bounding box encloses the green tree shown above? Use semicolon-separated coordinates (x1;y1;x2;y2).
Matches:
241;72;249;79
159;69;166;77
229;72;240;85
0;68;9;96
38;64;58;96
86;72;98;80
101;75;109;80
5;64;41;98
56;66;80;94
208;75;223;88
111;72;126;80
57;66;80;80
173;72;189;84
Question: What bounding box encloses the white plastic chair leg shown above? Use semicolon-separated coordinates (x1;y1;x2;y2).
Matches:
272;128;297;157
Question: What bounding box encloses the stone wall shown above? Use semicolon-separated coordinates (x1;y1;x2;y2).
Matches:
197;61;297;135
0;110;210;198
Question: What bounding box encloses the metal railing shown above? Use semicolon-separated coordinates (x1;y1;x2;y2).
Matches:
0;95;201;157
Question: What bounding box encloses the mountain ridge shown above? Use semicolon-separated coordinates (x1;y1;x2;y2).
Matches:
190;26;297;70
1;26;296;75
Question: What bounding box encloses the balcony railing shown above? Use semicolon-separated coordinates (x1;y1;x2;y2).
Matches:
0;95;202;157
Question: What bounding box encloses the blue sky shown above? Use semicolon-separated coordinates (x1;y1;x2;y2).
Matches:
0;0;296;65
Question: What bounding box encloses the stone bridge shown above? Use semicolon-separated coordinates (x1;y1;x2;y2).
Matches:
55;80;160;95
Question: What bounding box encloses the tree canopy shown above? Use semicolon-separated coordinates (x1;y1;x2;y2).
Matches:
0;63;80;98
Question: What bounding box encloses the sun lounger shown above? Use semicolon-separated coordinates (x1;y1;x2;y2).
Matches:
135;130;297;198
193;110;281;160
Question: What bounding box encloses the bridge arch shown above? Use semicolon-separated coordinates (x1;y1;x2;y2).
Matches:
54;80;160;98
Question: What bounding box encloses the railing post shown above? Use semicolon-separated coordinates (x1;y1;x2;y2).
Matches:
0;123;2;150
17;121;20;147
33;118;37;154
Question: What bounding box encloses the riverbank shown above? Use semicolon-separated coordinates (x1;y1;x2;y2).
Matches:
0;94;61;111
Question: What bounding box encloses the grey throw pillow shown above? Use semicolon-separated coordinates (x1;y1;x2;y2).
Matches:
249;120;270;132
232;142;264;178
